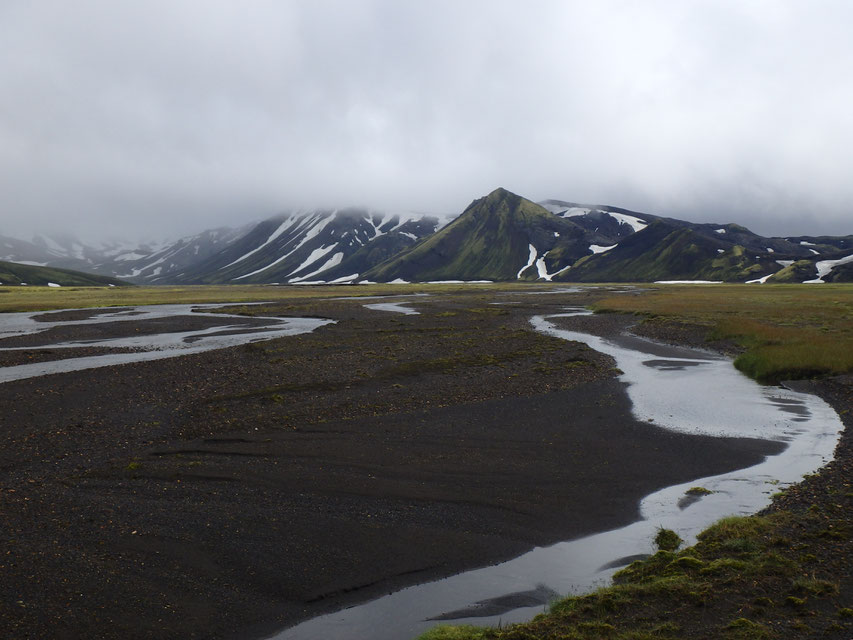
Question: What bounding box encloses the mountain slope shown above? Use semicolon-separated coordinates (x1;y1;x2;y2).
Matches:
0;260;129;287
556;218;853;283
109;227;251;283
169;208;440;284
363;188;594;282
2;190;850;284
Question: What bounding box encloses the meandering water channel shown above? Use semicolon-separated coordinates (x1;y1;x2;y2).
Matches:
0;303;334;383
269;310;842;640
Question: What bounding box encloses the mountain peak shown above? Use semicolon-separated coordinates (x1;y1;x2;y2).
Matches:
482;187;524;206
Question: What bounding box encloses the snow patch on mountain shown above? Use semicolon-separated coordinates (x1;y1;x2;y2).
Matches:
590;244;617;254
746;274;774;284
290;251;344;283
606;212;647;232
804;253;853;283
220;215;298;270
535;252;555;281
517;244;538;279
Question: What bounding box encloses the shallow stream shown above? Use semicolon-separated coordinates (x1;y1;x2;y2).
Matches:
270;311;842;640
0;304;334;384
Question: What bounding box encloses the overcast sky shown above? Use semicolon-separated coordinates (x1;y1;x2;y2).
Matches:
2;0;852;241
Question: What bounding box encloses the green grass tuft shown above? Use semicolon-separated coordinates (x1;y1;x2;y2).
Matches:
685;486;713;496
654;528;682;552
697;515;773;544
416;626;493;640
725;617;772;639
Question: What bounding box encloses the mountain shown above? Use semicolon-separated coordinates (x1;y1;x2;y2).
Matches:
110;226;253;282
1;208;440;285
0;232;176;279
167;208;441;284
363;188;852;284
0;260;129;287
2;189;850;285
364;188;628;282
556;219;853;283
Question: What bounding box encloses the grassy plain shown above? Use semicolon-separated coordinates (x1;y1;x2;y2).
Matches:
0;282;538;313
594;283;853;383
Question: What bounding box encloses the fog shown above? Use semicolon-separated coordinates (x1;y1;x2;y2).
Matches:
1;0;852;241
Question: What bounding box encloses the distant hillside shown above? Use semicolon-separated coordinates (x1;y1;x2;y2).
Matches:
0;260;129;287
360;188;852;285
166;208;440;284
364;188;624;282
557;219;853;284
2;189;851;284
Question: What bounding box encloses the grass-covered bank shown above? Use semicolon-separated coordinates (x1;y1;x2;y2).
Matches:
418;284;853;639
593;283;853;383
0;281;549;313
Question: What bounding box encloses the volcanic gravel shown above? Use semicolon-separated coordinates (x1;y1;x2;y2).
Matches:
0;291;805;639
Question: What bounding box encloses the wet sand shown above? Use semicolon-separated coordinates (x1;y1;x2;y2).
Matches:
0;290;786;639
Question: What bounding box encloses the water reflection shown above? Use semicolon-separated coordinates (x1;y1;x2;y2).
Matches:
270;312;841;640
0;304;334;384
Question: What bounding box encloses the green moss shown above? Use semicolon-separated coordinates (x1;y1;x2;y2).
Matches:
416;625;493;640
654;528;682;552
720;538;760;554
685;486;713;496
613;551;676;584
790;577;839;596
725;617;772;639
699;557;750;576
785;595;806;607
697;516;773;544
667;556;705;572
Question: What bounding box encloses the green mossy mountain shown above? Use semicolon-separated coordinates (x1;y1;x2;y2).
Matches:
0;260;129;287
363;188;588;282
558;221;782;283
362;189;853;283
769;260;821;283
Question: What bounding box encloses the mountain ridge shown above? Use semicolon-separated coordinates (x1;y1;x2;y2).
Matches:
0;260;129;287
2;188;851;285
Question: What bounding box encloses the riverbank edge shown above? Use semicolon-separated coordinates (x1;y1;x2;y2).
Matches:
417;317;853;640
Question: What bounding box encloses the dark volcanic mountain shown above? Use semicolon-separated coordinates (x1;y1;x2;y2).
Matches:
557;219;853;284
168;208;440;284
362;187;850;285
364;188;641;282
2;188;851;285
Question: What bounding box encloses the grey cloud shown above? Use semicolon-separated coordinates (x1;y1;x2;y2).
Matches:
1;0;851;242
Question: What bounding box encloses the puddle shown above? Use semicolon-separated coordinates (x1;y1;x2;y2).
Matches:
363;302;420;315
269;311;842;640
329;293;432;301
0;304;334;384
